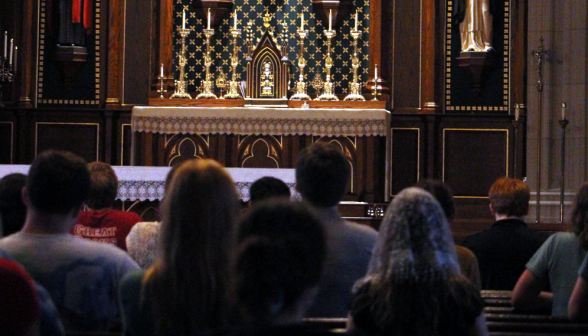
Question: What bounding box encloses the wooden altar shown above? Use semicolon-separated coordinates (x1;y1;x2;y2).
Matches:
131;106;390;203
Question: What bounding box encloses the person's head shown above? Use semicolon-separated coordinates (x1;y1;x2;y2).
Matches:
0;258;40;336
146;159;239;334
488;177;530;217
350;188;460;334
26;150;91;216
233;200;326;327
85;162;118;210
571;183;588;250
296;142;350;208
0;173;27;236
249;177;291;205
414;179;455;221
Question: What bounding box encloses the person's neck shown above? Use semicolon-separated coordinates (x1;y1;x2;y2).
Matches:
21;208;77;234
495;213;523;221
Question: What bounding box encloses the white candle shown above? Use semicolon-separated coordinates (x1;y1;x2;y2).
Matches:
374;64;378;81
329;10;332;31
182;10;186;29
13;46;17;72
562;102;566;120
160;63;164;78
301;12;304;30
234;12;237;29
3;32;6;58
514;104;520;121
9;38;13;65
355;12;358;30
207;9;211;29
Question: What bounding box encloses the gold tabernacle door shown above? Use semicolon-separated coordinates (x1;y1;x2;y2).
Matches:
245;28;291;106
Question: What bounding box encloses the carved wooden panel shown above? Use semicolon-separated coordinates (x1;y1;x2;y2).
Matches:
443;129;508;197
165;134;210;166
237;135;282;168
121;124;132;166
35;122;99;162
0;122;13;164
391;128;420;196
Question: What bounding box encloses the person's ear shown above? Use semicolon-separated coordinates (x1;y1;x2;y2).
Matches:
21;187;29;206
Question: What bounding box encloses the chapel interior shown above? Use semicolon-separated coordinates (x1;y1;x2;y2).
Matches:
0;0;586;240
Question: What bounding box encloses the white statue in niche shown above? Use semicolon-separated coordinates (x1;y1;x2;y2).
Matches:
260;61;274;97
454;0;494;52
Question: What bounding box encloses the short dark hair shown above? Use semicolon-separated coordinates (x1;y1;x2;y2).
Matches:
86;162;118;209
415;179;455;220
26;150;91;215
488;177;530;217
571;183;588;250
296;142;350;207
249;177;291;204
0;173;27;236
234;200;326;326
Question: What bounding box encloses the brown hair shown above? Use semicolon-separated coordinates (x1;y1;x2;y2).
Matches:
86;162;118;209
571;183;588;250
488;177;530;217
143;159;239;335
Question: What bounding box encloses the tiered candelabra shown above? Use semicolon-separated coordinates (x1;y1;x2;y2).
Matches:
1;34;16;108
224;27;242;99
196;28;218;99
317;20;338;101
344;27;365;101
290;27;310;101
171;27;192;99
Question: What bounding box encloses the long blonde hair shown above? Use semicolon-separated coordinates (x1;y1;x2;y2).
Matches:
144;159;239;335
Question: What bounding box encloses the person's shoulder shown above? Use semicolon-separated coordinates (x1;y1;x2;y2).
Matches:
456;245;476;259
70;236;138;263
130;221;160;233
344;220;378;236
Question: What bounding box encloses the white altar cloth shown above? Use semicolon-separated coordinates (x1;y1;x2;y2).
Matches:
0;165;296;202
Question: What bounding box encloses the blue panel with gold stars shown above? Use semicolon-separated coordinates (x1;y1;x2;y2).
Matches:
173;0;370;96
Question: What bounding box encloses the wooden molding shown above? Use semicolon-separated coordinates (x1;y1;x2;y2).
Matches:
17;0;37;108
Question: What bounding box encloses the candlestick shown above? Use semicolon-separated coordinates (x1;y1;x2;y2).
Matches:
195;28;217;99
514;103;520;121
3;32;6;58
9;38;12;65
561;102;566;120
290;27;311;101
316;26;338;101
14;46;17;73
160;63;164;78
558;118;569;223
170;27;193;99
234;12;237;29
372;64;379;101
207;9;211;30
224;27;242;99
329;10;332;31
344;27;365;101
182;10;186;29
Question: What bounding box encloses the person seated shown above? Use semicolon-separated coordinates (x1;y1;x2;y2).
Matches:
462;177;548;290
0;150;139;331
231;200;335;335
348;188;488;336
569;253;588;321
125;165;179;269
119;159;239;336
249;176;291;206
72;162;142;250
0;173;28;236
513;183;588;316
415;179;481;289
296;142;377;318
0;258;40;336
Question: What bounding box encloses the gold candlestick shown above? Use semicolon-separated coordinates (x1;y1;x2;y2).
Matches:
290;28;311;101
224;28;242;99
344;28;365;101
317;28;338;101
371;64;380;101
170;27;192;99
196;28;218;99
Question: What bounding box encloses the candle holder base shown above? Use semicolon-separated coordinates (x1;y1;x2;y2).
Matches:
344;93;366;101
196;80;218;99
171;80;192;99
223;81;242;99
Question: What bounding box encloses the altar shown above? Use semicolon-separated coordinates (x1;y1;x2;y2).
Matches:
131;106;391;202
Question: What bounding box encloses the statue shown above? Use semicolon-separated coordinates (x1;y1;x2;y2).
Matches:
48;0;93;46
454;0;495;52
260;61;274;97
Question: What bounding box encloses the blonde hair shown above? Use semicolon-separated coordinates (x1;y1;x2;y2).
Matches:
144;159;239;335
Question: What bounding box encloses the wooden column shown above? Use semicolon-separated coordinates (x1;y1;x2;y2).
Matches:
105;0;125;109
17;0;36;108
420;0;438;113
158;0;174;85
369;0;388;93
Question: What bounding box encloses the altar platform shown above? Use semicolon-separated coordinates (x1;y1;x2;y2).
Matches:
131;106;391;203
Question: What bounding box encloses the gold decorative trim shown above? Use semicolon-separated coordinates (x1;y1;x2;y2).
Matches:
442;128;509;198
390;128;420;197
0;122;14;163
121;124;131;165
35;122;100;161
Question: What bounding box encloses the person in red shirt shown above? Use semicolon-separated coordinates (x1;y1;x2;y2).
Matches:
72;162;142;250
